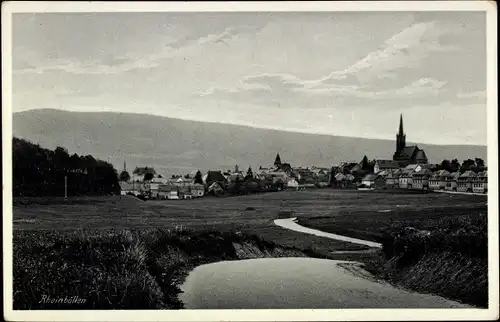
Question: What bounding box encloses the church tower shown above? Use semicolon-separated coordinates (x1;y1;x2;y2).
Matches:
396;114;406;153
274;153;282;167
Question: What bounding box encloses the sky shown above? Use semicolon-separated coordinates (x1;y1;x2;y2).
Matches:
12;11;487;145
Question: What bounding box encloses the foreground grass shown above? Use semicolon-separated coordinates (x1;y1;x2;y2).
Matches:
364;212;488;308
13;228;311;310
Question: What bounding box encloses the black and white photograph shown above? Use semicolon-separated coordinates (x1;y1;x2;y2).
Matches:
2;1;498;321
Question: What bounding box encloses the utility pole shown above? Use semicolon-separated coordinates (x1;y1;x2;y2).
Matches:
64;175;68;200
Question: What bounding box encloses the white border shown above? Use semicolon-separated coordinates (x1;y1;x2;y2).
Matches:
2;1;498;321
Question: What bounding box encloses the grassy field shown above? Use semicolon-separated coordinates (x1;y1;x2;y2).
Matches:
13;189;486;232
12;189;488;309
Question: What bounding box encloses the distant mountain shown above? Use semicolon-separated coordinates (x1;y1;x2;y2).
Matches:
12;109;487;176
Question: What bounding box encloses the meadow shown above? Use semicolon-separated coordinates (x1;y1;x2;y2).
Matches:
12;189;488;309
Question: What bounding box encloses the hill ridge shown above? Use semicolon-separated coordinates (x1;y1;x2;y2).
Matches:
12;109;487;176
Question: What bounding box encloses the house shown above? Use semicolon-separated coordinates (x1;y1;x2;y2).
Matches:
457;171;477;193
473;171;488;194
411;168;433;190
167;190;180;200
295;167;316;184
311;166;330;175
208;181;224;195
277;163;293;175
398;169;414;189
265;171;289;183
385;169;401;188
157;184;173;199
190;184;205;197
350;163;363;174
227;173;245;183
311;167;330;182
177;184;191;199
428;172;440;191
374;160;400;174
286;178;299;190
149;176;170;195
119;181;141;196
337;162;360;175
334;173;348;188
361;174;385;189
445;172;460;191
429;170;451;190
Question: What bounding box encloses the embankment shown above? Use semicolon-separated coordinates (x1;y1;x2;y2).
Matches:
13;228;308;309
363;212;488;308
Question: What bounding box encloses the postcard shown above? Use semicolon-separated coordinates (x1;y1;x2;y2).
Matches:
2;1;498;321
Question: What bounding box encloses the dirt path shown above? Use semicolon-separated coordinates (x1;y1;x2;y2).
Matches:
274;217;382;248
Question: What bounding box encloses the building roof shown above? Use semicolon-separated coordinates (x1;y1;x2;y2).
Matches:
150;177;170;184
404;164;419;170
478;171;488;178
375;160;400;169
414;149;427;160
378;170;390;177
412;168;433;176
401;146;418;158
335;173;346;181
400;169;415;177
435;170;451;177
208;182;223;190
205;171;226;183
362;174;381;181
430;170;446;179
460;170;478;178
387;169;401;178
278;163;292;172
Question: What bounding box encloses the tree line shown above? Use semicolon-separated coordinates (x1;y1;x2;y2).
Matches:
437;158;486;174
13;137;120;197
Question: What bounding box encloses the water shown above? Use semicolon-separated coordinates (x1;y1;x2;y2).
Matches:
274;217;382;248
179;258;469;309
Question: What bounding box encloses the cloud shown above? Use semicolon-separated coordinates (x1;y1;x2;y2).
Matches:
456;90;487;100
198;20;461;109
300;20;462;89
201;69;447;108
13;25;260;76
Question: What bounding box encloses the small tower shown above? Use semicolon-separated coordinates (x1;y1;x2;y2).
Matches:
274;153;282;167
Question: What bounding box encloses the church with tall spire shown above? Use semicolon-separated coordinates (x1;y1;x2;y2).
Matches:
392;114;428;167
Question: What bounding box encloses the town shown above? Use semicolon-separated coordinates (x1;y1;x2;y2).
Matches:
119;115;488;200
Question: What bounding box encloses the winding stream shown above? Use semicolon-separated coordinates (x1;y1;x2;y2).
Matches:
274;217;382;248
179;258;469;309
177;217;470;309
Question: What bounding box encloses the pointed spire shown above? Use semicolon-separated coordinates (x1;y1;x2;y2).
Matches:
274;153;282;166
123;160;127;172
399;114;404;135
